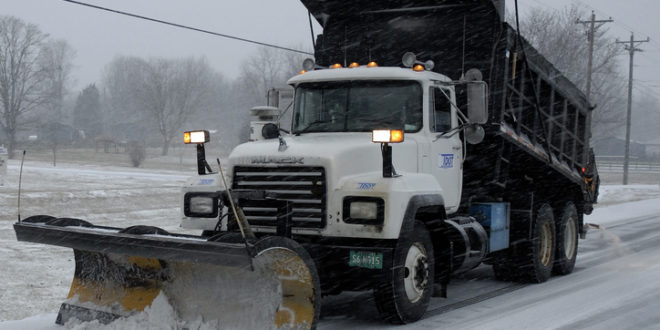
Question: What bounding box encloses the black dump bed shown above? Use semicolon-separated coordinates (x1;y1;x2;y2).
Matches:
302;0;598;207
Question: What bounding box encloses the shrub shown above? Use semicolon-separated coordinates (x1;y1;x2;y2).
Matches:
127;141;146;167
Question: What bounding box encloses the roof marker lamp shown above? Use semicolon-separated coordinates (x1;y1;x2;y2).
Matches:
349;62;360;68
372;129;404;178
184;130;213;175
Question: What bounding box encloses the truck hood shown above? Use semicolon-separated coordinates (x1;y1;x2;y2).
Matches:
228;132;420;188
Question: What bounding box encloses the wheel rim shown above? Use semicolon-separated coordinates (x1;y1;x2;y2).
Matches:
403;243;429;303
539;222;553;266
564;216;577;259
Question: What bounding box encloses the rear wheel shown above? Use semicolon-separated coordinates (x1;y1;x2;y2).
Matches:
514;203;555;283
374;221;434;324
553;202;578;275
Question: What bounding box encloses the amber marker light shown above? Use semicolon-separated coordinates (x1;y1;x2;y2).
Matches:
299;70;307;74
390;129;404;143
367;61;378;67
413;64;424;72
330;63;343;69
348;62;359;68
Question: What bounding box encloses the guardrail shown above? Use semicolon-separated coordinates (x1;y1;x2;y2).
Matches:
597;161;660;173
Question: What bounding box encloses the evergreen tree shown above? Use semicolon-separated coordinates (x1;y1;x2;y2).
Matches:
73;84;102;139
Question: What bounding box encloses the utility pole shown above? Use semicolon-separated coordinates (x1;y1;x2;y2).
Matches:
576;11;613;103
616;34;649;185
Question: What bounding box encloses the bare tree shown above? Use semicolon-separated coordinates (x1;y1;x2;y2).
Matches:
0;16;48;158
238;46;306;106
140;57;215;155
227;46;307;143
239;47;288;106
519;5;626;140
39;39;75;122
103;56;215;155
38;38;75;165
102;56;149;140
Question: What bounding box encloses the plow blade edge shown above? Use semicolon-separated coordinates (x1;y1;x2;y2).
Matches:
14;216;320;329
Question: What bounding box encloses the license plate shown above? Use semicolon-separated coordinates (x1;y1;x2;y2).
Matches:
349;250;383;270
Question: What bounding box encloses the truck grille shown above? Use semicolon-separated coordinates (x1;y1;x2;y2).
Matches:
232;166;327;229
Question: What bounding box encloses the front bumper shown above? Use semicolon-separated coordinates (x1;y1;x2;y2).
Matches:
300;237;396;293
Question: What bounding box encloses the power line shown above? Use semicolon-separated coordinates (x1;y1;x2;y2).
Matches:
60;0;313;55
633;82;660;99
574;0;660;49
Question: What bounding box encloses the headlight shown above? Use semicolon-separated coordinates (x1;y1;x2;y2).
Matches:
350;202;378;219
184;192;220;218
190;196;214;214
343;197;384;225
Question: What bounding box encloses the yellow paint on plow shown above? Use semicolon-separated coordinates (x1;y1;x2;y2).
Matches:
272;253;315;328
67;256;162;312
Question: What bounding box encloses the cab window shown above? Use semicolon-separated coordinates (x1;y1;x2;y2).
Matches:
432;87;452;132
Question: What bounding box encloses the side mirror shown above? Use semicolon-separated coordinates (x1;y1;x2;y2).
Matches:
465;69;488;125
465;125;485;144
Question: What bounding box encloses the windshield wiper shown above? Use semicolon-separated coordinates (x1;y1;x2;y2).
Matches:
294;119;330;135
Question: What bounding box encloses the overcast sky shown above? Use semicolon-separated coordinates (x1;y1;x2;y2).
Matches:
2;0;659;101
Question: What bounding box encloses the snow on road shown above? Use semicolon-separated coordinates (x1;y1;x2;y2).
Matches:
1;160;659;329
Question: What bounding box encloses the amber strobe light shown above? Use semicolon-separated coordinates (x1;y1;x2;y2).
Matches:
372;129;404;143
184;130;210;144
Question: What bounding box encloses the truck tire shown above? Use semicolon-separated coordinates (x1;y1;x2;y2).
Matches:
553;202;578;275
514;203;555;283
374;221;434;324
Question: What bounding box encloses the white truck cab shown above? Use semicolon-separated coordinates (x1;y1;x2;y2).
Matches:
182;64;479;241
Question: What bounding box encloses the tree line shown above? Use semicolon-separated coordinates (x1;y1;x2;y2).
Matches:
0;15;302;159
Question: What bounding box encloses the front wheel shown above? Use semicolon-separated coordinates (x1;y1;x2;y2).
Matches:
374;221;434;324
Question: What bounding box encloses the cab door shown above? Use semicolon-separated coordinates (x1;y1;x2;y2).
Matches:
429;86;463;212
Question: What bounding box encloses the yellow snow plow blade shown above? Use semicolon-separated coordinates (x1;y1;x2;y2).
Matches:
14;218;321;329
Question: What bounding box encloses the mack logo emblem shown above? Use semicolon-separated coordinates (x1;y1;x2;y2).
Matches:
251;156;304;164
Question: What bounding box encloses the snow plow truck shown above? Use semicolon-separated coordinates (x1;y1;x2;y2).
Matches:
14;0;599;327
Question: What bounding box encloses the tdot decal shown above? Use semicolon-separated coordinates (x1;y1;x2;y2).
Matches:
358;183;377;190
438;154;454;169
200;179;214;185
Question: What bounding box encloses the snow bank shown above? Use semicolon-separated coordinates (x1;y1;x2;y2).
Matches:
586;184;660;226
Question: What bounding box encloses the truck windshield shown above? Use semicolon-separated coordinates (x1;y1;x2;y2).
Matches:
292;80;422;134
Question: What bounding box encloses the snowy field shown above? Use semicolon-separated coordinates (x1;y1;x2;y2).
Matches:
1;155;660;329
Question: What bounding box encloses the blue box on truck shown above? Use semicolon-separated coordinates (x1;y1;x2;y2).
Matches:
470;203;510;252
